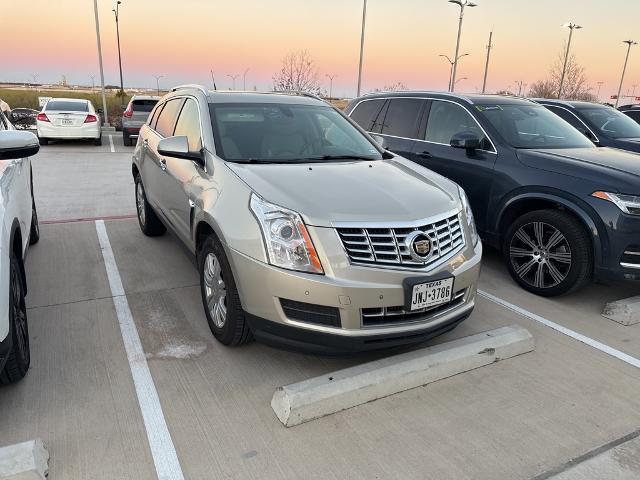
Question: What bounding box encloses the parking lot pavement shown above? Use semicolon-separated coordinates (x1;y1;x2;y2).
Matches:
33;137;135;222
2;142;639;479
479;248;640;358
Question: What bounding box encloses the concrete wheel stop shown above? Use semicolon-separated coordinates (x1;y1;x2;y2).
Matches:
0;439;49;479
602;296;640;326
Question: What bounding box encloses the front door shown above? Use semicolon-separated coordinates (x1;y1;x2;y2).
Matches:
409;99;497;232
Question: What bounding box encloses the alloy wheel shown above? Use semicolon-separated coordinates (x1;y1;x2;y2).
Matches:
203;252;227;328
136;182;146;226
509;221;572;289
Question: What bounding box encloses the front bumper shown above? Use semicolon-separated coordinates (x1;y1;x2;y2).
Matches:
37;121;100;140
591;201;640;282
227;227;482;352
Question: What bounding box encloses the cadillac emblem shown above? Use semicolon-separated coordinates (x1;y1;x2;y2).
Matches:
406;231;433;262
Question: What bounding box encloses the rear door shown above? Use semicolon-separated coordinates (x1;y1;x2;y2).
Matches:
159;97;204;243
377;98;426;157
410;100;496;232
142;98;185;217
44;100;89;127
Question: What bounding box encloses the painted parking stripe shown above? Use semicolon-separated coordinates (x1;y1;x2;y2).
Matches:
41;214;136;225
95;220;185;480
478;290;640;369
108;134;115;153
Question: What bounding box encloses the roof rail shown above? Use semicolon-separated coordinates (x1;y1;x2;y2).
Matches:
270;90;326;102
170;84;209;96
361;90;474;104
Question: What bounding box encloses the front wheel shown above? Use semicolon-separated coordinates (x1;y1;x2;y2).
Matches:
503;209;593;296
0;253;30;384
94;136;102;146
198;235;252;346
123;134;132;147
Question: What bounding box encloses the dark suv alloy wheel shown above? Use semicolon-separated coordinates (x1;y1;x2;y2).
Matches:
134;174;166;236
0;253;30;384
503;210;593;297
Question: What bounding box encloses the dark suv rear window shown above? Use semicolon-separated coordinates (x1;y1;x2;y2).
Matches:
132;100;158;112
45;101;88;112
350;99;385;132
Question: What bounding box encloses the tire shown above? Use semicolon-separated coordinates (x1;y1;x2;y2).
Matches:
29;200;39;245
0;253;30;384
123;134;132;147
198;235;252;346
38;138;48;146
134;174;166;236
94;136;102;146
503;209;593;296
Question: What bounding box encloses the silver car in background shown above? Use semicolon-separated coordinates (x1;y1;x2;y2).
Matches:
132;85;482;353
122;95;159;146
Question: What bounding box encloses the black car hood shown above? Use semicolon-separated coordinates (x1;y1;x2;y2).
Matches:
608;138;640;153
517;147;640;180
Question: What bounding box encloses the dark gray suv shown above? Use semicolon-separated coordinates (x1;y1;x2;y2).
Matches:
346;92;640;296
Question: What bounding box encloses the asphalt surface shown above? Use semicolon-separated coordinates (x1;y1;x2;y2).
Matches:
0;135;638;479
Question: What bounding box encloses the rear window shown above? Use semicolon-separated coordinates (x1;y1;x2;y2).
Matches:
45;101;88;112
132;100;158;112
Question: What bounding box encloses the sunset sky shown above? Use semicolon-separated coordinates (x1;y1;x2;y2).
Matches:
3;0;640;99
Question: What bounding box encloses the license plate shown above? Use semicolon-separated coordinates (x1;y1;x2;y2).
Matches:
61;119;73;126
410;278;454;311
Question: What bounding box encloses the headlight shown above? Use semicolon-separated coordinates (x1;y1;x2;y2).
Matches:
459;187;479;246
592;191;640;215
250;193;324;274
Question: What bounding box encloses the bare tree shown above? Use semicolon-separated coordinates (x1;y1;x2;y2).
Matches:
528;48;597;101
272;50;321;94
372;82;408;93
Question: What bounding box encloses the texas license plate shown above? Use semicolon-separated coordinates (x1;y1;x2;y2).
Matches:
61;119;73;126
410;278;454;311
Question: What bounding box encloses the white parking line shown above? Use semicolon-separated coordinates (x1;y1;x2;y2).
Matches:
95;220;185;480
478;290;640;369
108;135;115;153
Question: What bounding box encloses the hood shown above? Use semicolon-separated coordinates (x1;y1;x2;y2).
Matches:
517;147;640;180
608;138;640;153
226;158;460;227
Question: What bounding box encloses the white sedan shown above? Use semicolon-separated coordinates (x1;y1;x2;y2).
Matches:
36;98;102;146
0;112;40;384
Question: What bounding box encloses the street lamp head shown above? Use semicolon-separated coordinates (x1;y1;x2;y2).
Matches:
624;40;638;46
449;0;477;5
562;22;582;29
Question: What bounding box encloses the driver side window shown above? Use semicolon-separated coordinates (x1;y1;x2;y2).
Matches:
425;101;490;150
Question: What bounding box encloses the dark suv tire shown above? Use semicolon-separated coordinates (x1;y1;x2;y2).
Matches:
198;235;252;346
503;209;593;296
123;134;132;147
135;174;166;236
0;253;30;384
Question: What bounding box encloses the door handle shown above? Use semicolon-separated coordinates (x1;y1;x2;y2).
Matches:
143;139;149;148
160;159;167;171
417;151;432;159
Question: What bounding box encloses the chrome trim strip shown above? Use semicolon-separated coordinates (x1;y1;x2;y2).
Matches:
623;250;640;256
621;262;640;269
540;103;600;143
360;91;475;104
331;208;461;229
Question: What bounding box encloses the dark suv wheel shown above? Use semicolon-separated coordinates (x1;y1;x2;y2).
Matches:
0;252;30;384
123;133;132;147
503;210;593;296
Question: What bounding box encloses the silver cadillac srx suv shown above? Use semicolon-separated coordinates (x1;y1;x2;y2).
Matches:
132;85;482;353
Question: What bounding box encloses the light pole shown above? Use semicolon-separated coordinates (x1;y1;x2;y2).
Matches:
90;75;96;93
615;40;637;108
243;69;250;90
596;81;604;101
357;0;367;97
112;0;124;95
93;0;109;126
154;75;164;95
558;22;582;99
448;0;477;93
440;53;468;91
481;30;493;93
325;74;337;99
226;74;239;90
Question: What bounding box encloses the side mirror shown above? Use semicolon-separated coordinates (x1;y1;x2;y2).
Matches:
158;135;203;162
0;131;40;160
370;134;388;150
450;131;481;151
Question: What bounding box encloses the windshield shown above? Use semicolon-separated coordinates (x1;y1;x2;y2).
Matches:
478;104;594;149
578;107;640;139
209;102;382;163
